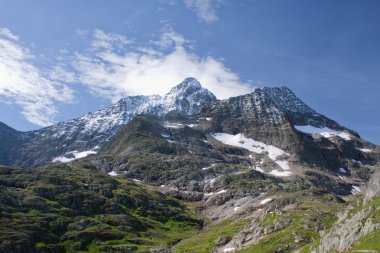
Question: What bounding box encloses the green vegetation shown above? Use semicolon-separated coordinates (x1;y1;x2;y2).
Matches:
349;195;380;252
0;165;201;252
237;197;343;253
351;229;380;251
174;218;250;253
174;188;347;253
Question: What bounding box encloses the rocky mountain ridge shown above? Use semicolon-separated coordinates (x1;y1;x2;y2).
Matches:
0;78;374;166
0;78;216;167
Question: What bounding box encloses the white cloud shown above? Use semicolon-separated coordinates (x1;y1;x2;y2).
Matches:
74;29;254;101
183;0;218;23
0;28;19;41
92;29;132;51
0;28;74;126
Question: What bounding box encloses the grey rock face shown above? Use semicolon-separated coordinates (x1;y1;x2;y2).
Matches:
365;166;380;204
314;207;379;253
314;167;380;253
215;235;232;246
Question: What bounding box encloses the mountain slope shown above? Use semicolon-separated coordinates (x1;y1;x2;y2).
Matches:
0;164;201;252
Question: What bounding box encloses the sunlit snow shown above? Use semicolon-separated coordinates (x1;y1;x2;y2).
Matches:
269;169;292;177
163;122;184;128
160;133;170;138
294;125;351;141
201;164;215;171
356;148;372;153
211;133;292;175
351;185;361;195
260;198;272;205
52;150;97;163
254;167;265;173
108;171;118;176
204;189;227;196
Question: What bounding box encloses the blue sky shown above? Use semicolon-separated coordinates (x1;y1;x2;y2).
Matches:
0;0;379;144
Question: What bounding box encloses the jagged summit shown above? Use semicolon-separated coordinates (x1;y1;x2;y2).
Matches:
162;77;216;115
169;77;202;90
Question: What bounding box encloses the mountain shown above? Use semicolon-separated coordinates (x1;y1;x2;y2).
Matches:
1;77;380;252
0;78;216;167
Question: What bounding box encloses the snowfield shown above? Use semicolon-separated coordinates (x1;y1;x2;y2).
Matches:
108;171;118;176
356;147;372;153
211;133;292;176
201;164;215;171
163;122;184;129
351;185;361;195
52;150;97;163
260;198;273;205
270;169;293;177
294;125;351;141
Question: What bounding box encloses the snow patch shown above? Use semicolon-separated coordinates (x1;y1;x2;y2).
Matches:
351;185;361;195
52;150;97;163
356;148;372;153
204;189;227;196
163;122;184;129
260;198;272;205
211;133;291;173
108;171;118;176
254;167;265;173
223;247;236;252
275;160;290;171
339;168;347;173
294;125;351;141
201;164;215;171
234;206;240;211
270;169;292;177
160;133;170;138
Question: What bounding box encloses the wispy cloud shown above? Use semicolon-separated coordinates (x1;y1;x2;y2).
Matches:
92;29;133;51
74;28;253;101
183;0;218;23
0;28;74;126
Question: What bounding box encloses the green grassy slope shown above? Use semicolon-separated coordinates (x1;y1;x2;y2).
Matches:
0;164;201;253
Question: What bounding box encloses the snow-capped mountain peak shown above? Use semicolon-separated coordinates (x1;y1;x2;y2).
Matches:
162;77;216;115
